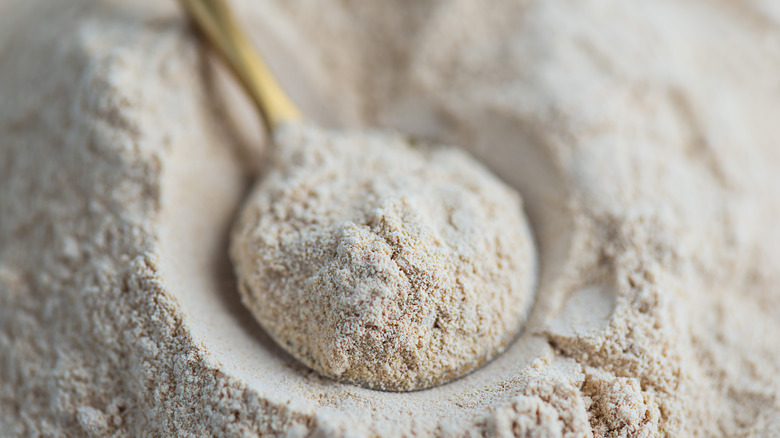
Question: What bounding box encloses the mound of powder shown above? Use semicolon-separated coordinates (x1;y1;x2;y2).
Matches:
231;124;537;391
2;0;780;436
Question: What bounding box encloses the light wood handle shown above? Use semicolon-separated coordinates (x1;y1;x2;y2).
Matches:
179;0;302;130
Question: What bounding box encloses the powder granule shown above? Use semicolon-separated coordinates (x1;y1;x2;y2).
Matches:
231;124;537;391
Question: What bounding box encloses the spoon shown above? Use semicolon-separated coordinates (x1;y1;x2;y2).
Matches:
179;0;537;391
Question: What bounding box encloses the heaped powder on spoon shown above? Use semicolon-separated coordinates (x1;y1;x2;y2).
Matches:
231;124;537;391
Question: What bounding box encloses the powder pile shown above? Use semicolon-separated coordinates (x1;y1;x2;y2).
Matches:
1;0;780;436
231;124;536;391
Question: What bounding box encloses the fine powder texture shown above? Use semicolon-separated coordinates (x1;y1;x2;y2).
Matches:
2;0;780;436
231;124;537;391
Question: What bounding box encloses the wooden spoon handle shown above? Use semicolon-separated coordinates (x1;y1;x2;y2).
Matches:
179;0;302;130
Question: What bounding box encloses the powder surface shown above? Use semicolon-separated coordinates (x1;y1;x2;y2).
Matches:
231;124;536;390
2;0;780;436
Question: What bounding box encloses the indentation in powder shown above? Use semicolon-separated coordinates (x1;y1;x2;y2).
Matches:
546;285;616;338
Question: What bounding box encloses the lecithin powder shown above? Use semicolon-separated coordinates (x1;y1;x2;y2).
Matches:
231;124;537;391
1;0;779;435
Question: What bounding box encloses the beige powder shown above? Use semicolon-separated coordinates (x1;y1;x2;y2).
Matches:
231;124;536;391
1;0;780;436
